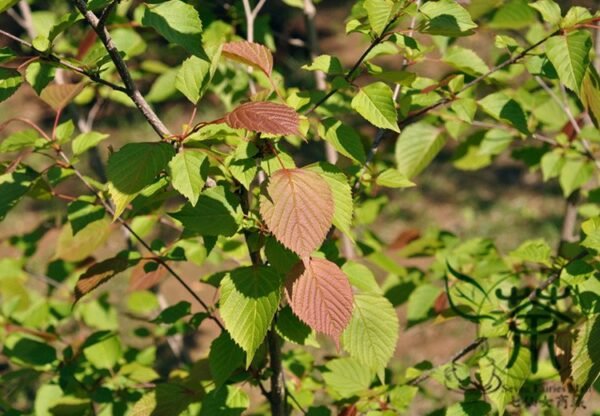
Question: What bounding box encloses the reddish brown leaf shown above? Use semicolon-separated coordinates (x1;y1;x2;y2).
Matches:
222;40;273;76
129;260;167;291
40;83;84;111
75;257;139;303
388;228;421;250
260;168;334;257
286;258;353;346
224;101;301;136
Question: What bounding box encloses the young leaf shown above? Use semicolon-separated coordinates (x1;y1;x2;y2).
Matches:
142;0;204;57
219;266;281;367
209;331;245;387
71;131;109;155
224;101;301;136
545;30;592;94
286;258;353;346
168;150;208;206
176;47;221;104
571;314;600;405
342;293;399;377
222;40;273;77
395;122;445;178
376;169;415;188
75;256;140;303
364;0;397;36
82;332;122;369
260;168;334;257
418;0;477;37
0;67;22;103
107;142;175;195
302;55;343;74
529;0;562;25
170;186;241;237
351;82;399;132
39;83;84;111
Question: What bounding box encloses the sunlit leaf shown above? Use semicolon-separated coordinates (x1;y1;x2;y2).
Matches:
222;40;273;77
286;258;353;346
260;168;334;257
351;82;399;132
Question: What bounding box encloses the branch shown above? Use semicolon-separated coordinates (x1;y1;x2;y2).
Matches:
71;0;171;138
398;29;561;129
0;29;128;93
305;14;402;115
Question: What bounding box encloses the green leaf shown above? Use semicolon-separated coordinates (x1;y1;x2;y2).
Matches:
176;51;219;104
200;385;248;416
571;314;600;404
209;332;245;387
322;357;373;398
351;82;399;132
545;30;592;94
488;0;536;29
406;283;442;325
264;237;299;275
364;0;397;36
67;199;106;235
559;158;594;197
446;401;492;416
302;54;343;74
451;98;478;123
444;46;489;76
0;129;45;153
71;131;109;155
480;347;530;415
581;217;600;252
418;0;477;37
529;0;562;25
479;92;529;134
395;122;445;178
0;0;19;13
540;150;564;181
219;266;281;367
342;261;382;294
0;67;22;102
3;335;56;367
168;150;208;206
55;218;112;262
342;293;399;377
275;305;318;346
509;239;552;266
581;67;600;127
0;47;16;63
0;165;39;221
376;169;415;188
25;62;55;95
305;162;354;240
318;119;366;164
170;186;242;237
107;142;175;195
561;6;593;28
152;301;191;324
142;0;204;57
131;383;200;416
82;331;122;369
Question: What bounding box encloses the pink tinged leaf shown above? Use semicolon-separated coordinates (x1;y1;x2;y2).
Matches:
286;258;354;347
224;101;301;136
40;83;84;111
222;40;273;77
260;168;334;257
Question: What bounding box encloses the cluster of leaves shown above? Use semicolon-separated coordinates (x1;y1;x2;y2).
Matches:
1;0;600;415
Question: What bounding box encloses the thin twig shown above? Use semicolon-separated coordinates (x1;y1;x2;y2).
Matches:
0;29;128;93
71;0;171;138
